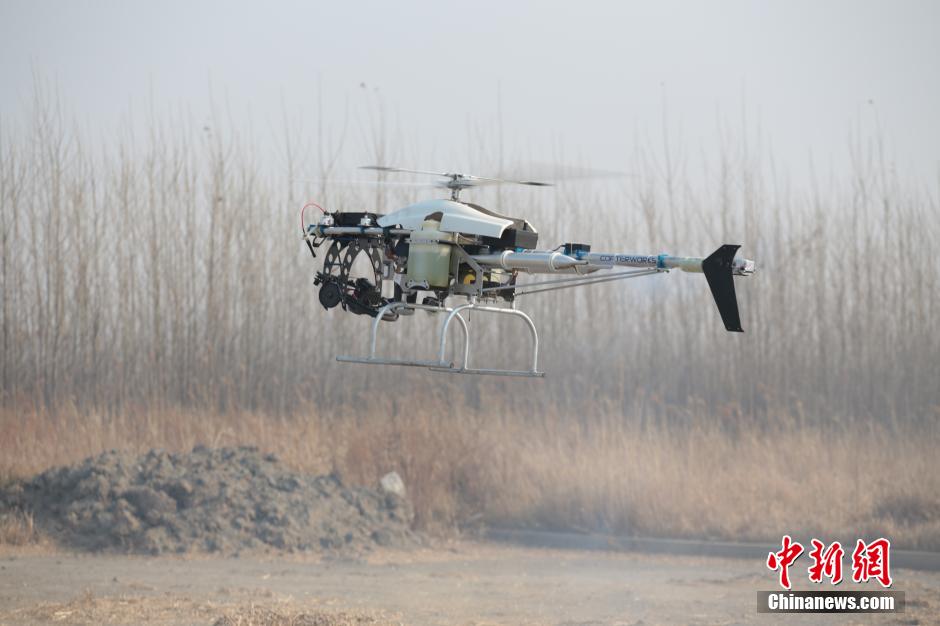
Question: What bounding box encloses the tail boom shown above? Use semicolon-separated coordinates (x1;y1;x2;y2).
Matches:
470;244;755;332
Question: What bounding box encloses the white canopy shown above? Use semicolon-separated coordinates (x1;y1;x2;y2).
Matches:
377;199;536;238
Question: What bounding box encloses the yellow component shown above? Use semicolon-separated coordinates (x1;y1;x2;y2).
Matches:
406;219;455;288
461;271;476;285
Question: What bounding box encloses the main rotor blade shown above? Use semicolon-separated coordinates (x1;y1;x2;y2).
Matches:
291;178;435;188
465;175;552;187
502;162;638;184
360;166;552;188
360;165;450;177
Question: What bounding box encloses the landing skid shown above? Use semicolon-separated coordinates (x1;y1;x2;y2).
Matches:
336;300;544;378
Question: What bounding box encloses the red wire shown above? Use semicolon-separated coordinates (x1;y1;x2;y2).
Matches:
300;201;327;232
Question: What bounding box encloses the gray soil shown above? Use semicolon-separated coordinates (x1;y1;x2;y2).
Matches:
0;544;938;625
0;446;418;555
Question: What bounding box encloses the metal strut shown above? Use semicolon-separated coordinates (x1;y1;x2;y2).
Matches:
483;268;666;296
336;300;544;377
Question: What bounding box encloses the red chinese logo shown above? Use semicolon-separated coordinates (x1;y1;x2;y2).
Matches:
768;536;892;589
767;535;804;589
851;538;892;588
808;539;844;585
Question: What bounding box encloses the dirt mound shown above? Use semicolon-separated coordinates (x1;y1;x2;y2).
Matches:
0;446;418;555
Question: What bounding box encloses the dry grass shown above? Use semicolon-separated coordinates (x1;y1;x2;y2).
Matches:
478;414;940;550
0;508;41;545
2;402;938;551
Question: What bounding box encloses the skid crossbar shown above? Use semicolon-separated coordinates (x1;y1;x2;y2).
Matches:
336;300;543;377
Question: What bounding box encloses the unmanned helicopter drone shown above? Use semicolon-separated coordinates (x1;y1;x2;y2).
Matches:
303;166;756;377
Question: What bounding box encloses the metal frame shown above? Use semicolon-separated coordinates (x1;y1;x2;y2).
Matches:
335;269;668;378
336;299;543;377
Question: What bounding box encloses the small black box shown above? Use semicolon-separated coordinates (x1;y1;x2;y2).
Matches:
563;243;591;257
484;228;538;250
333;212;383;227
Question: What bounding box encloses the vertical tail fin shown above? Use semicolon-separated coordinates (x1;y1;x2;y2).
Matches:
702;244;744;332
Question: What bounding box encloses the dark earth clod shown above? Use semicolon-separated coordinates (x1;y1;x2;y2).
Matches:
0;446;419;555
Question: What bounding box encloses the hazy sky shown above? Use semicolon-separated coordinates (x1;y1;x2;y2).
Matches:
1;0;938;182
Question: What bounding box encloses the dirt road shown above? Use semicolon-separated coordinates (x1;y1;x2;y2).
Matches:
1;543;937;625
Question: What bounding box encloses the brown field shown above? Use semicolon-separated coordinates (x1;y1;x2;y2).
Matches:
3;402;939;551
